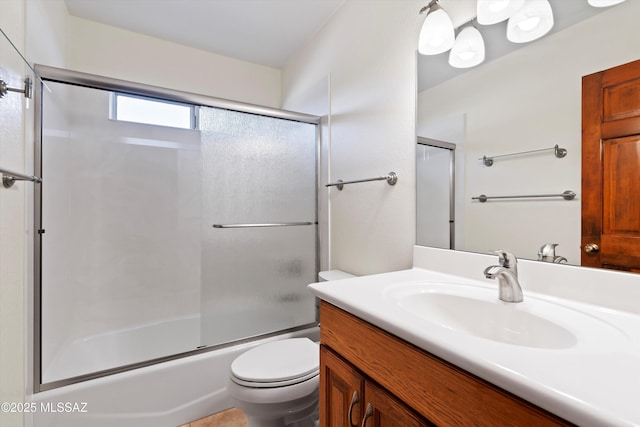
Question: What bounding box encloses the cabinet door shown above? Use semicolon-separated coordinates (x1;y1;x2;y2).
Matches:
320;345;365;427
361;382;434;427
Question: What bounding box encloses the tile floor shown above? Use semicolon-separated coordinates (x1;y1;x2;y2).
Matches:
178;408;247;427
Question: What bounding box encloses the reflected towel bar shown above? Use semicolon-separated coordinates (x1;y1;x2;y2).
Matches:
213;222;314;228
1;166;42;188
480;145;567;166
326;172;398;190
472;190;576;202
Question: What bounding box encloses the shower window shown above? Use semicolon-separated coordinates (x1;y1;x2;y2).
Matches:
111;92;197;129
35;67;319;391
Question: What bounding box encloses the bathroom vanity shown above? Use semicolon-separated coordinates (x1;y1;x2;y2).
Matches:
319;301;570;426
309;246;640;427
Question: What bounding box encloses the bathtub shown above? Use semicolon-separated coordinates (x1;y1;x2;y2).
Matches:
42;316;202;384
30;325;319;427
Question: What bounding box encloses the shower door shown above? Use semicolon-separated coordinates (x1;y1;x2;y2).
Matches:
36;70;318;389
199;107;318;346
416;139;455;249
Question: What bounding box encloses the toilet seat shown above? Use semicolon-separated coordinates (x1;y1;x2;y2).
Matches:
230;338;319;388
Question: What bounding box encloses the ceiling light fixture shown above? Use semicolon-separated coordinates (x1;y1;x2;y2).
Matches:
477;0;525;25
449;23;485;69
418;0;455;55
507;0;554;43
587;0;626;7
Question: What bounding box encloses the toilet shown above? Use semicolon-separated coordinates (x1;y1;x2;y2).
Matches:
227;338;320;427
227;270;355;427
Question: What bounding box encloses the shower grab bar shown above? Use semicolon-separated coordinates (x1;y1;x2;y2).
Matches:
480;145;567;166
472;190;576;203
1;166;42;188
326;172;397;190
213;222;314;229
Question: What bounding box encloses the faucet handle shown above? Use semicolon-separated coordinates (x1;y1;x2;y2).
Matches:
490;250;518;269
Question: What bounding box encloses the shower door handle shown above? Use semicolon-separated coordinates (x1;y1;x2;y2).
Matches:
212;222;314;229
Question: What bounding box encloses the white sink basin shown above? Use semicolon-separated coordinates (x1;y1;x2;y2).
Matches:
384;282;626;349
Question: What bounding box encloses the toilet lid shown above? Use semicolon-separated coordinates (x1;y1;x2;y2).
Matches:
231;338;319;385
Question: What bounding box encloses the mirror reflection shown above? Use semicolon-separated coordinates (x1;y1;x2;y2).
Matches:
416;0;639;266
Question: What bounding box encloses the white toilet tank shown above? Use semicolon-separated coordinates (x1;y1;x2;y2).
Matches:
318;270;356;282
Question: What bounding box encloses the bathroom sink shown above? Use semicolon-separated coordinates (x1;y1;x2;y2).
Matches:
383;282;625;349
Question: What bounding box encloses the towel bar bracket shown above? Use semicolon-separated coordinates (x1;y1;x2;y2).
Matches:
0;77;32;100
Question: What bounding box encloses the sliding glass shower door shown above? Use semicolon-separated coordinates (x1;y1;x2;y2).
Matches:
36;72;318;389
199;108;317;346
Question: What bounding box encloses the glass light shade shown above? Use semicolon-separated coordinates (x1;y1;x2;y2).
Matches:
507;0;553;43
588;0;626;7
448;26;485;68
418;4;455;55
477;0;525;25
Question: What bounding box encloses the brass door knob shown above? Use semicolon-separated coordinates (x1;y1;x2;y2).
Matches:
584;243;600;254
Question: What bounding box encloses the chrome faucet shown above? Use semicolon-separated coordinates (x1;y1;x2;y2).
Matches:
537;243;567;264
483;250;523;303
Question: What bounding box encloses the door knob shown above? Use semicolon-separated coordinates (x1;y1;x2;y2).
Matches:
584;243;600;254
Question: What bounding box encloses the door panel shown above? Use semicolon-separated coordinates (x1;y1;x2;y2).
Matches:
582;59;640;271
199;107;318;345
320;345;365;427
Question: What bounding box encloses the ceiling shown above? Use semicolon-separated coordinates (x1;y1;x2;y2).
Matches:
64;0;346;69
64;0;608;90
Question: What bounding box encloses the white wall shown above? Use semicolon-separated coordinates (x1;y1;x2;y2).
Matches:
283;0;422;276
66;16;282;108
1;2;28;427
1;1;68;426
417;0;640;264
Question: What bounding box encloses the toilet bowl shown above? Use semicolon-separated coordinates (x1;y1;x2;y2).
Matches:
227;338;320;427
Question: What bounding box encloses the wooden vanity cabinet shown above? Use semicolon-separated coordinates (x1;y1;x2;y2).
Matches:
321;345;432;427
319;301;575;427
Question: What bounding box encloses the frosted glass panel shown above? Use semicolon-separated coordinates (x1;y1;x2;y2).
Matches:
416;144;453;249
40;82;202;383
199;108;317;345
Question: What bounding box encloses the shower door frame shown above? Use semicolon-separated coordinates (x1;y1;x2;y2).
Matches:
33;64;321;392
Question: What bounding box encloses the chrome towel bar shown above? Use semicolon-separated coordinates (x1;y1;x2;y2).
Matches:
326;172;397;190
213;222;314;229
472;190;576;203
1;166;42;188
480;144;567;166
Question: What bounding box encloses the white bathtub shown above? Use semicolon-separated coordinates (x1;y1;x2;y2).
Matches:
30;326;319;427
43;316;202;384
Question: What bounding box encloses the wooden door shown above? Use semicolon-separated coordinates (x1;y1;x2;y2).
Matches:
582;58;640;271
319;345;365;427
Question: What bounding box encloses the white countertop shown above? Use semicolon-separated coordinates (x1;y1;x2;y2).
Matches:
309;261;640;427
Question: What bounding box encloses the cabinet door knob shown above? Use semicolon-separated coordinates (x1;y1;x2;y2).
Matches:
584;243;600;254
348;391;360;427
361;403;373;427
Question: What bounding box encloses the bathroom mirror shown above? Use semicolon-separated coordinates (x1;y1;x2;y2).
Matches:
416;0;638;266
